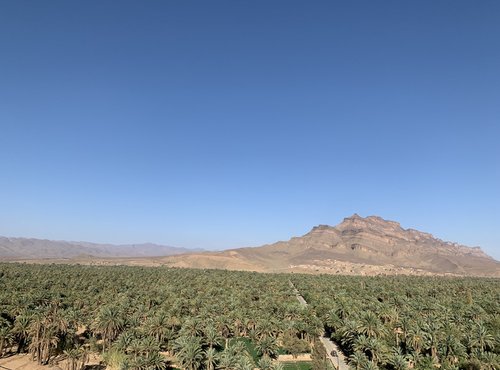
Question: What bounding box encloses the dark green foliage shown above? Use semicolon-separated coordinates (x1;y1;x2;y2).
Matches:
0;263;498;370
281;332;310;357
311;338;332;370
292;275;499;370
0;264;316;369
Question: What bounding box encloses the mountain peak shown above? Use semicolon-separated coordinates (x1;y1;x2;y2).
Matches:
338;214;402;231
343;213;363;221
284;214;497;275
310;224;334;232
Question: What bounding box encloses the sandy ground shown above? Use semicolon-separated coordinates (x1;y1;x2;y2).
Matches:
0;354;102;370
0;354;60;370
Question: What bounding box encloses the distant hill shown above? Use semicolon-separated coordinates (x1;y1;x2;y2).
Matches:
159;214;500;276
3;215;498;276
0;236;197;260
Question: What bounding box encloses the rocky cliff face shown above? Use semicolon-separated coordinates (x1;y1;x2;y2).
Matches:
232;214;499;276
315;214;491;260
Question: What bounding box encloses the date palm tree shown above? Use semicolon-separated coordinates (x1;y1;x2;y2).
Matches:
204;325;222;349
325;309;342;333
93;306;125;352
204;347;217;370
256;335;279;359
13;313;31;353
113;330;134;352
64;346;89;370
388;348;408;370
235;355;255;370
353;335;388;365
28;315;60;365
359;360;379;370
470;322;495;354
217;349;237;370
477;351;499;370
438;326;464;363
257;355;274;370
407;327;424;355
350;351;370;370
145;311;170;346
358;312;386;339
173;336;203;370
0;318;13;357
143;351;167;370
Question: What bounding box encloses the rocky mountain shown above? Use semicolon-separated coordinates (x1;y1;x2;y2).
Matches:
3;215;498;276
159;214;500;276
0;236;197;260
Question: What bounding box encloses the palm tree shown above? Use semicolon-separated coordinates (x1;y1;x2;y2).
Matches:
334;298;351;320
256;336;279;359
64;346;89;370
128;338;144;360
217;349;237;370
235;355;255;370
143;351;167;370
353;335;387;365
93;306;125;352
378;306;398;326
324;309;342;333
470;322;494;354
204;325;222;349
173;336;203;370
228;340;247;357
113;331;134;352
477;352;499;370
0;323;13;357
359;361;379;370
27;312;60;365
179;318;203;338
129;354;148;370
396;316;412;349
407;327;424;355
145;312;170;346
218;322;232;349
257;355;274;370
272;361;285;370
339;319;360;350
350;351;370;370
416;355;437;369
358;312;385;339
422;319;440;360
388;349;408;370
141;337;161;356
13;314;31;353
438;327;464;363
204;347;217;370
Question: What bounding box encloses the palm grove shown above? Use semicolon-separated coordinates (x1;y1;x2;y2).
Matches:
292;275;499;370
0;264;498;370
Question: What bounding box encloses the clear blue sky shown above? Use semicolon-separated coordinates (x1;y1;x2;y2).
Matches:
1;1;499;259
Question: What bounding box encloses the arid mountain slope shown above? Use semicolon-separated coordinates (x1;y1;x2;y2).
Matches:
3;215;498;276
0;236;197;260
161;215;499;276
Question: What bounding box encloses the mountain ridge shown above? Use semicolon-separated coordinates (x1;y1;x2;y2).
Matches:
159;214;499;276
1;215;498;276
0;236;199;260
